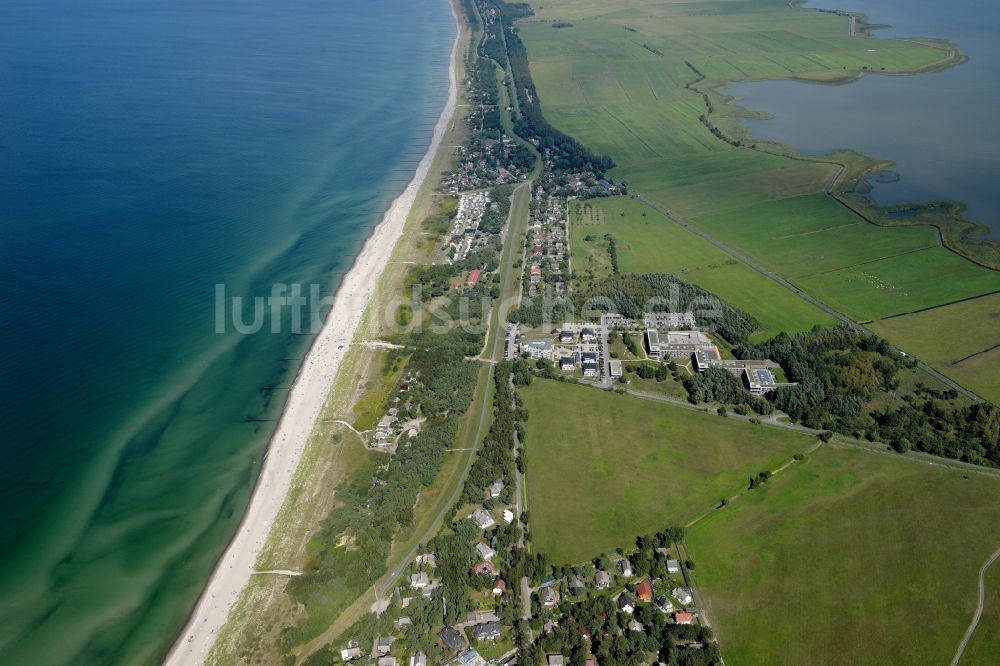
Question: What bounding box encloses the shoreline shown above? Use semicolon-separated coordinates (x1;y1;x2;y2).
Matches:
162;6;461;663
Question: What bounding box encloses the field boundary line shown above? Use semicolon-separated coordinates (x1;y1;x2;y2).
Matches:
795;243;938;278
950;343;1000;366
875;288;1000;321
632;192;989;404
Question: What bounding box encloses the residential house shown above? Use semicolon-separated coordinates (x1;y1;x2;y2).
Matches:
543;620;559;635
580;327;597;342
547;656;565;666
394;616;412;630
502;509;515;524
627;619;643;633
541;586;559;607
439;626;465;653
595;570;612;589
375;636;395;657
485;479;504;500
666;559;680;574
559;355;576;371
340;646;362;661
656;595;674;613
493;578;506;596
457;649;486;666
674;611;694;625
620;558;634;577
673;587;693;605
618;593;635;614
471;508;496;529
410;652;427;666
558;330;575;344
416;552;436;567
635;579;653;602
476;543;495;561
581;352;599;377
473;561;495;576
472;621;502;642
378;658;397;666
568;576;585;595
410;572;430;589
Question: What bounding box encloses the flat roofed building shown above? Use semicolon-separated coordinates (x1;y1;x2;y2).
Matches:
644;329;661;357
609;359;622;378
522;338;553;360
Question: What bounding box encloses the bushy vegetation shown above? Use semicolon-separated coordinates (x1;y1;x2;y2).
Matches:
479;0;614;176
738;325;999;466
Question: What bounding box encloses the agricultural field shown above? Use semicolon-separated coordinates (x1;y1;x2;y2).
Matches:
570;196;836;340
517;0;998;398
686;444;1000;665
519;379;815;564
868;293;1000;405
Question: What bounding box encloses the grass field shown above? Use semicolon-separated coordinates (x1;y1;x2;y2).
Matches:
686;444;1000;665
570;196;836;340
520;379;815;564
961;561;1000;665
868;293;1000;405
517;0;998;399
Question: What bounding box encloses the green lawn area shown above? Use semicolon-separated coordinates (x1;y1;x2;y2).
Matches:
868;293;1000;405
570;196;836;340
961;561;1000;665
519;0;998;403
686;444;1000;665
520;379;815;564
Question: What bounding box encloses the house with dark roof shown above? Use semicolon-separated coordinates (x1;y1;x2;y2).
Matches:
472;621;502;642
618;593;635;614
439;626;466;653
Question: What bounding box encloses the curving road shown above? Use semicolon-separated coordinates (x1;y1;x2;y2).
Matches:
950;546;1000;666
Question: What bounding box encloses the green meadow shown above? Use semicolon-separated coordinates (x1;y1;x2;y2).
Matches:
868;293;1000;404
518;0;999;399
520;379;814;564
570;196;836;340
687;444;1000;665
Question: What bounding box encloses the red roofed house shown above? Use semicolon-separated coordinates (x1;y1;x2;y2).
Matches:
467;269;481;286
674;612;693;625
473;561;494;576
492;578;506;596
532;244;543;256
635;579;653;602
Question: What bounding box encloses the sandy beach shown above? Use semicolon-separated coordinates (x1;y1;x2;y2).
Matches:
163;12;460;665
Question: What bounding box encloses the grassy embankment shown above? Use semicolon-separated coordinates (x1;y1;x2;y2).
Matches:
519;376;1000;665
517;0;1000;402
206;6;485;663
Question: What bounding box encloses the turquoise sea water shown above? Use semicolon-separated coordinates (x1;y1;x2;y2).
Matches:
0;0;454;663
728;0;1000;237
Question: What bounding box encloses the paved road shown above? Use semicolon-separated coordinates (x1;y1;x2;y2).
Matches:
950;545;1000;665
632;193;988;404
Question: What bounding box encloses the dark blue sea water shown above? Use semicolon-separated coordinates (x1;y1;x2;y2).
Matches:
0;0;454;663
728;0;1000;237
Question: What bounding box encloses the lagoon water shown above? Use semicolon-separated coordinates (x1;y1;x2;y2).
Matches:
0;0;454;663
728;0;1000;237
